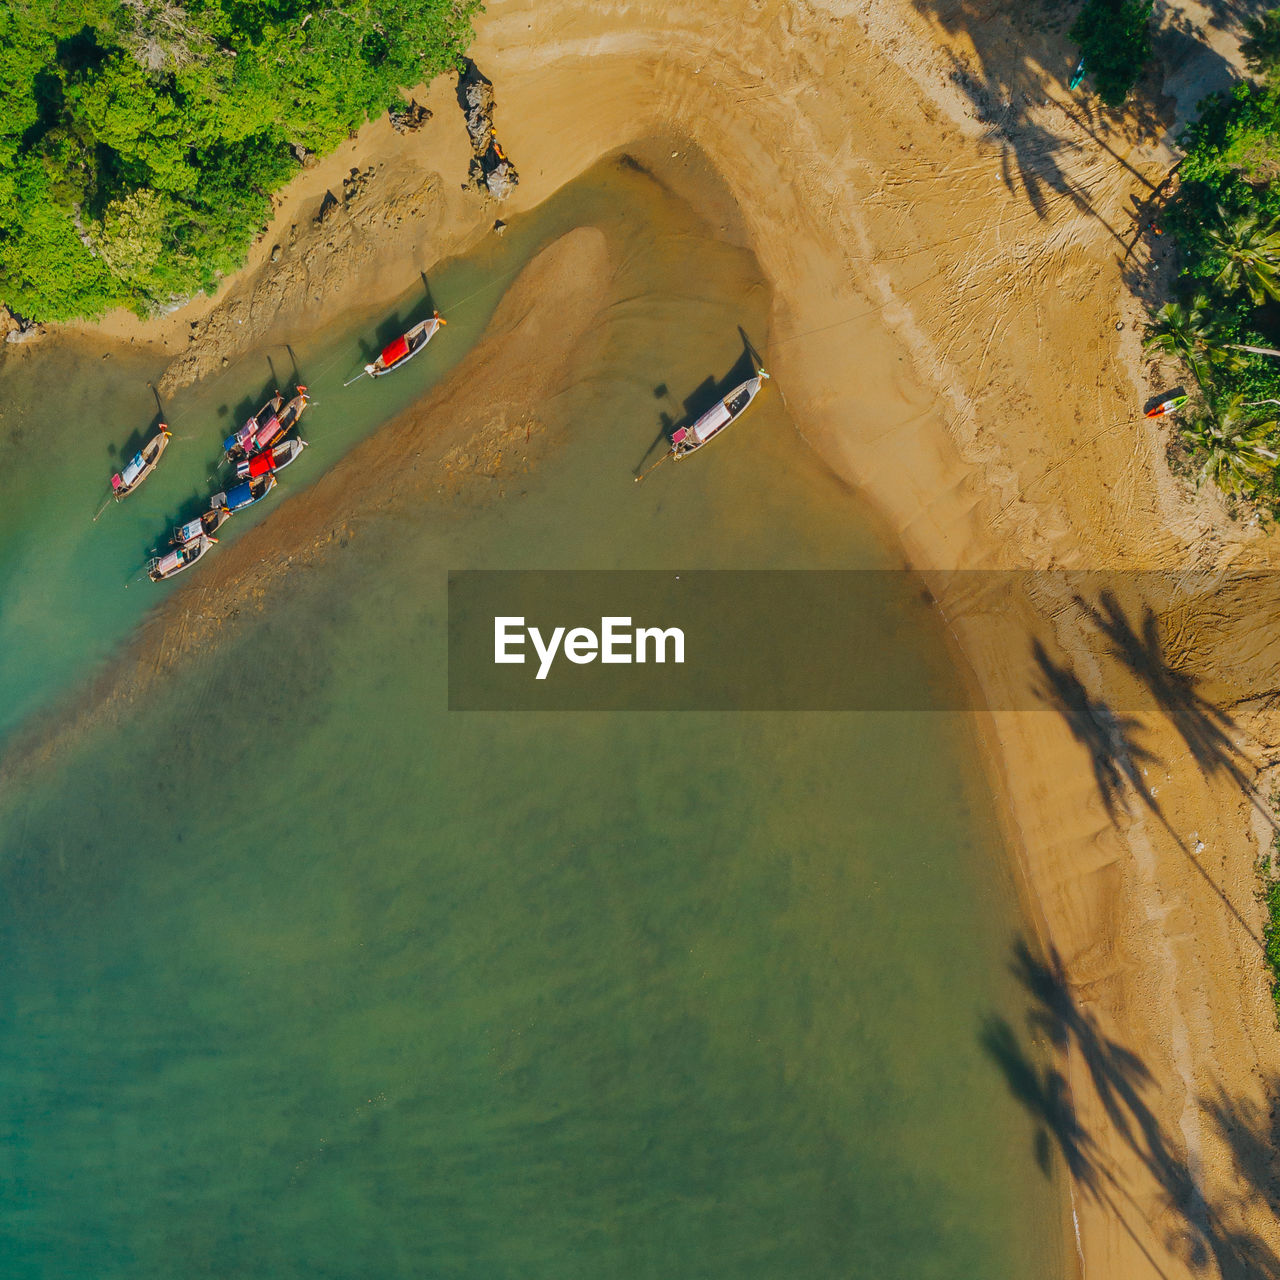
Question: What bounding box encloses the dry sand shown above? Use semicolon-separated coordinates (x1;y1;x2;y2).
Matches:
31;0;1280;1275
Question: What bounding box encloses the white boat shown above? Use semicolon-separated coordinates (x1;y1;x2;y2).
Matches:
149;534;213;582
172;504;229;548
111;427;171;499
671;370;769;459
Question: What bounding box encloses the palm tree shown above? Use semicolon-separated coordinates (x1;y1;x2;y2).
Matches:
1143;295;1242;387
1207;205;1280;304
1180;394;1279;495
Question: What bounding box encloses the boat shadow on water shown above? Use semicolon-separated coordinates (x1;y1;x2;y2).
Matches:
354;273;440;366
104;382;168;466
635;330;764;473
221;374;288;440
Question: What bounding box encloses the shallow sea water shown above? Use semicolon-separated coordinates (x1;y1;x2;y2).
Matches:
0;156;1064;1278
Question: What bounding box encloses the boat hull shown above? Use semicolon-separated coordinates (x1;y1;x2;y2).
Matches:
222;393;284;462
671;372;768;459
367;315;443;377
172;504;229;547
212;472;277;515
234;436;306;480
149;533;212;581
111;428;170;499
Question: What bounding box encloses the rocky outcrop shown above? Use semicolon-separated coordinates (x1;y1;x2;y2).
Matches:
458;61;519;200
1;304;43;344
390;99;432;133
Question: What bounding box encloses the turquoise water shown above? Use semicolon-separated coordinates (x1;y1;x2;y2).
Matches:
0;156;1064;1278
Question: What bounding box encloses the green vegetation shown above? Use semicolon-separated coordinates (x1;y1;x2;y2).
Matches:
1143;7;1280;513
1071;0;1155;107
0;0;478;321
1176;395;1279;494
1263;810;1280;1023
1266;880;1280;1022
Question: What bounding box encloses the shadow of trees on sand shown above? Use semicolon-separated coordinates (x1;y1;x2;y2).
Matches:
1074;592;1257;798
985;939;1280;1279
1030;591;1270;951
903;0;1176;240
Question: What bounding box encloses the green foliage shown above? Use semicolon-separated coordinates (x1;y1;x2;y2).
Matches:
1206;205;1280;303
1152;20;1280;507
1178;396;1279;495
1265;877;1280;1023
1143;294;1244;389
1070;0;1155;107
0;0;479;320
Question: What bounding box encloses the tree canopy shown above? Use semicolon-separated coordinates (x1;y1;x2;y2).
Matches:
1070;0;1154;107
0;0;479;321
1142;7;1280;511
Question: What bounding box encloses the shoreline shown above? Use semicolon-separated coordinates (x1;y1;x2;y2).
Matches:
9;0;1280;1274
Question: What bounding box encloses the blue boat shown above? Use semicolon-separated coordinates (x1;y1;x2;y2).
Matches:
211;472;277;515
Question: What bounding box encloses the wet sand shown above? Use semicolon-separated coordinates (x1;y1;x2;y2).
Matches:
26;0;1280;1274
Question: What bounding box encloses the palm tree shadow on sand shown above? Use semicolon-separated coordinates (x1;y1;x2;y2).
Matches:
1030;630;1267;953
1075;591;1263;806
984;938;1280;1279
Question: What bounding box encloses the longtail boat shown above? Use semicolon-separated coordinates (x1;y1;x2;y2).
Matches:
234;436;307;480
1145;394;1188;418
362;314;445;379
253;387;308;453
211;472;277;516
222;392;284;462
149;533;213;582
672;369;770;459
111;427;171;499
172;503;229;548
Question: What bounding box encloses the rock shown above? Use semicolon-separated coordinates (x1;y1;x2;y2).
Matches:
464;83;495;149
1;305;42;343
457;60;517;199
292;143;318;168
493;219;506;235
341;166;374;204
390;99;432;133
485;162;518;200
270;245;281;263
315;190;339;224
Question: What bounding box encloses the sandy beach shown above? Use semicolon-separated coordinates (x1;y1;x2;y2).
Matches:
21;0;1280;1274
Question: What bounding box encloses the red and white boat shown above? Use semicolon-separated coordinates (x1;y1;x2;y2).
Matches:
363;314;445;378
234;436;307;480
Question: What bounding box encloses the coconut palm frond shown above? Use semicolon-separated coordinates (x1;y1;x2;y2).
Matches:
1208;206;1280;304
1143;295;1242;386
1181;394;1280;495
